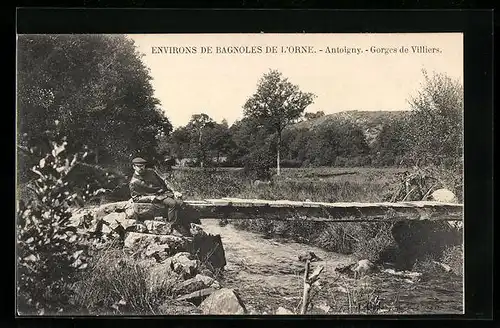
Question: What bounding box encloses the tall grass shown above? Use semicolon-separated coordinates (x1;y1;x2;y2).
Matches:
73;248;179;315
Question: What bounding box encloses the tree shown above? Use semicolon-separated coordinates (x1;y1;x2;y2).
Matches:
371;117;411;167
17;34;171;176
243;69;316;175
204;120;234;165
405;69;463;168
185;113;216;167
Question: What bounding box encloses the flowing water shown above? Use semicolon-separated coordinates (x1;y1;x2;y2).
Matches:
202;219;463;315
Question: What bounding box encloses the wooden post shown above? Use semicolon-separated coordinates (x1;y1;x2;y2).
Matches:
300;259;311;314
300;258;325;315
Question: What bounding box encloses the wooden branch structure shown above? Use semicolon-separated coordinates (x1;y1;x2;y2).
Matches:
300;259;325;314
183;197;463;222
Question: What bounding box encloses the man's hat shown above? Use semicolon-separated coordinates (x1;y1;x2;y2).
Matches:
132;157;148;164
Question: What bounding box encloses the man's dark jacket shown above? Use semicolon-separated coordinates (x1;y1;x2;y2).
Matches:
129;168;174;202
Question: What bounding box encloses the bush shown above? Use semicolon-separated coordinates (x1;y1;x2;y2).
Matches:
352;223;396;263
440;244;463;277
16;135;103;314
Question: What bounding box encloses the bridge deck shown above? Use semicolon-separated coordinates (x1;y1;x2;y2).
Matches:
184;198;463;222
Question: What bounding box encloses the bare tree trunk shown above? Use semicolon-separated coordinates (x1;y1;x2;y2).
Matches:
300;259;311;314
95;148;99;164
199;129;204;168
277;131;281;176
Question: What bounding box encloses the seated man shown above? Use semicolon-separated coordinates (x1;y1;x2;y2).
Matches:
129;157;191;236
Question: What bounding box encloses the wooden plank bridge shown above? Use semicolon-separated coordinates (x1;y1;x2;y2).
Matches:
183;198;463;222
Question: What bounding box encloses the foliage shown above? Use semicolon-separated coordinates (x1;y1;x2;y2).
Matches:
440;244;463;277
160;69;462;171
17;34;171;172
405;69;463;168
371;117;411;167
243;69;316;174
16;133;104;314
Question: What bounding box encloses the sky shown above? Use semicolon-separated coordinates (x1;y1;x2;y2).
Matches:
127;33;463;129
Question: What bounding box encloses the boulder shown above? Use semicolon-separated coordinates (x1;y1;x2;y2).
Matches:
188;233;227;271
94;200;133;220
199;268;216;279
124;232;190;258
164;252;201;279
144;220;172;235
175;288;216;303
199;288;247;315
147;263;181;295
431;188;457;203
194;274;221;289
172;274;219;296
352;259;377;278
144;243;172;262
173;277;207;296
102;212;137;231
133;203;167;221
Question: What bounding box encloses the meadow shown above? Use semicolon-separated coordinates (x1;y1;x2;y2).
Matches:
172;165;462;270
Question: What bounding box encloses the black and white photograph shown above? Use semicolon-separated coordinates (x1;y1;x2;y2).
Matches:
16;32;464;316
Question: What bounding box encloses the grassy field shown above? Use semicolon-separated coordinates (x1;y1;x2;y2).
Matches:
173;166;408;203
172;165;462;268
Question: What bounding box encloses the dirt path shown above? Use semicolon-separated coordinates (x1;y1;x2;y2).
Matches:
201;219;355;314
201;219;463;315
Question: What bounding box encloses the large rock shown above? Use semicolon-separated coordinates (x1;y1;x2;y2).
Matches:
352;259;377;278
199;288;247;315
188;233;227;271
144;243;173;262
172;274;220;296
144;220;172;234
94;200;133;220
194;274;220;289
102;212;138;231
175;288;216;303
133;203;167;221
431;188;457;203
147;261;181;295
164;252;201;279
124;232;190;259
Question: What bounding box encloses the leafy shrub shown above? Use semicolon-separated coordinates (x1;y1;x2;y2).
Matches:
16;134;104;314
352;223;396;263
440;244;463;277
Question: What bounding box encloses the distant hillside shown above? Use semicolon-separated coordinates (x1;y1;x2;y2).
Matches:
290;110;410;146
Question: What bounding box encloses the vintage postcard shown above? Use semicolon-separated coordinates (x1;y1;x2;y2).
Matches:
16;32;464;316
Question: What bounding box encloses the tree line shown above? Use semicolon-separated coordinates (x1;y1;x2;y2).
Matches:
159;68;463;174
17;34;463;183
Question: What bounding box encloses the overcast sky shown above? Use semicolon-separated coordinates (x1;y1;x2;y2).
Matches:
127;33;463;128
